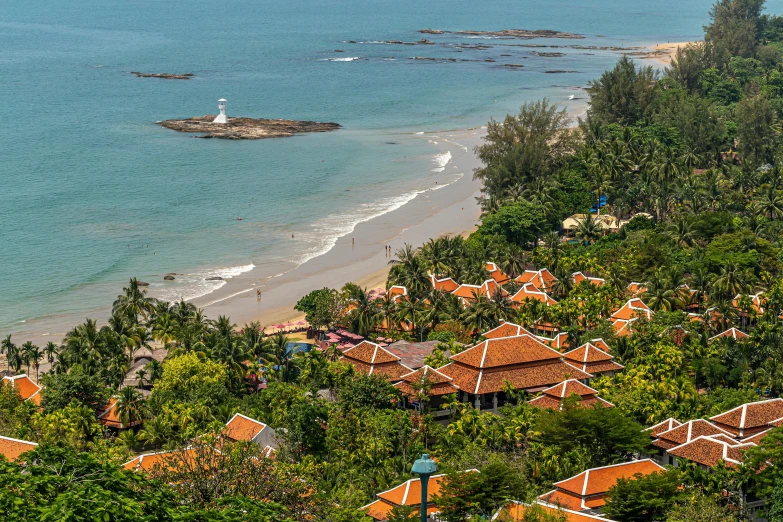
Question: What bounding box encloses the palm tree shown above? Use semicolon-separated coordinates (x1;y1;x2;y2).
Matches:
713;262;752;300
262;332;293;381
146;360;163;384
643;270;683;312
396;298;425;341
43;342;58;365
345;286;380;336
388;245;430;296
138;416;171;450
575;214;602;244
753;185;783;219
114;386;144;427
6;345;23;374
667;217;695;248
22;342;43;381
1;335;15;357
113;278;156;323
135;368;148;389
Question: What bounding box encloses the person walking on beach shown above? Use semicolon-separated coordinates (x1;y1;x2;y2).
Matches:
352;238;355;247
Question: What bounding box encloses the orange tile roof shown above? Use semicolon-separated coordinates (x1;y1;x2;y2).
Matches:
362;473;456;519
732;292;765;314
497;501;616;521
668;436;755;468
645;417;682;437
511;283;557;306
430;275;459;293
0;435;38;461
515;269;557;292
548;460;664;509
340;341;412;382
709;328;750;342
485;262;511;285
538;489;586;512
626;282;646;295
394;365;460;397
529;379;614;411
537;332;571;350
572;272;605;287
483;321;536;340
2;374;42;401
122;448;205;472
343;341;401;364
223;413;268;442
652;420;736;450
610;298;653;321
589;339;611;352
563;344;624;374
450;335;562;368
710;398;783;436
440;359;592;396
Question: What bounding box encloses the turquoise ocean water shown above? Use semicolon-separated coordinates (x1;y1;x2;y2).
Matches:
2;0;778;336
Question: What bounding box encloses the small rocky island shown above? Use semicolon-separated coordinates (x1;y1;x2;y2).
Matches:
157;115;341;140
131;72;194;80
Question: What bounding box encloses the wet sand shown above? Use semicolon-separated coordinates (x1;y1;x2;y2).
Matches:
198;128;485;328
650;41;695;65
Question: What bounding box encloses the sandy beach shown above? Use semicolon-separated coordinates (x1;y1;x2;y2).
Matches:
197;128;486;330
649;41;696;65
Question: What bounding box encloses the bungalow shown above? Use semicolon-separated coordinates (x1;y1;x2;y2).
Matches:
710;398;783;438
362;473;448;521
562;214;621;236
709;327;750;342
649;419;737;466
667;435;755;469
494;501;616;521
452;279;505;305
485;262;511;285
386;340;443;370
572;272;605;287
510;283;557;307
528;379;614;411
626;282;646;296
562;343;624;377
539;459;665;513
610;298;653;337
340;341;413;382
123;447;208;472
430;274;459;293
2;374;43;406
484;321;538;339
394;365;460;411
223;413;277;453
97;397;142;430
0;435;38;461
438;334;592;411
515;268;557;293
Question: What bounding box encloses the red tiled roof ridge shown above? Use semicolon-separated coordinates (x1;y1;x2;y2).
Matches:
0;434;39;446
343;340;401;363
645;417;682;433
542;379;599;398
502;500;618;521
564;344;614;363
400;365;453;383
667;435;756;466
708;327;750;341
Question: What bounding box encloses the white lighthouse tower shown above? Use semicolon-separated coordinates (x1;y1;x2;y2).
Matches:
213;98;228;124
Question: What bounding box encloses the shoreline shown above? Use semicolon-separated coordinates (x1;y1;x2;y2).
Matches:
648;40;696;66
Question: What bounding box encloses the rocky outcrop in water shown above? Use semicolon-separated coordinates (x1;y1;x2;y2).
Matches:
132;72;194;80
157;116;341;140
418;29;584;39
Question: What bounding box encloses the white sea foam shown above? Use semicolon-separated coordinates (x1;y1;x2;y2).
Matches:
431;151;452;172
152;263;255;303
415;132;425;135
321;56;360;62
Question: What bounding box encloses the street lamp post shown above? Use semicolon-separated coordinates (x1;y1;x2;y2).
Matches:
411;453;437;522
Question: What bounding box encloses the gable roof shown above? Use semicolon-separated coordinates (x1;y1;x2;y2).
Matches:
122;448;207;472
2;374;42;402
395;365;460;397
343;341;401;364
511;283;557;306
563;344;624;374
0;435;38;461
97;397;141;429
710;398;783;435
495;501;617;521
652;419;736;450
485;262;511;285
645;417;682;437
709;327;750;342
668;435;755;468
515;269;557;292
610;299;653;321
430;274;459;293
572;272;605;287
223;413;268;442
529;379;614;411
552;459;664;498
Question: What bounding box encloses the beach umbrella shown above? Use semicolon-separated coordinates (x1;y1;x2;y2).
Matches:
275;323;285;329
296;320;306;326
